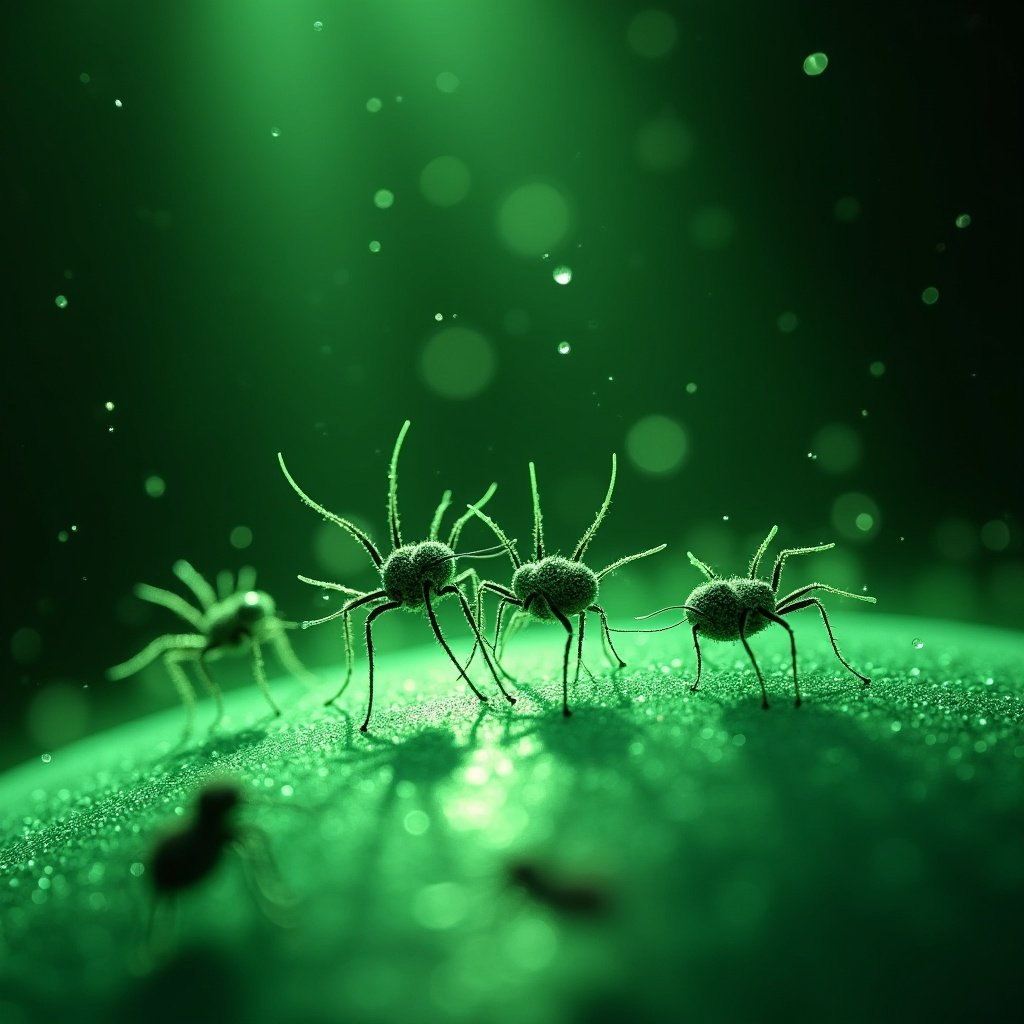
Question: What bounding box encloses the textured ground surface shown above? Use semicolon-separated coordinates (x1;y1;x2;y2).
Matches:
1;613;1021;1023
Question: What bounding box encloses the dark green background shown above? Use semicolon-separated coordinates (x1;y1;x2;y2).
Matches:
3;0;1021;768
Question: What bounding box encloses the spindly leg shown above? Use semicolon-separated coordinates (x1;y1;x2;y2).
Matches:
360;600;403;732
435;583;517;704
163;650;200;736
777;598;871;685
108;633;206;681
248;639;281;716
771;543;834;593
688;625;703;694
324;591;389;705
588;604;627;669
738;608;770;709
193;656;226;727
759;607;801;706
573;612;585;686
422;584;489;705
270;630;320;689
535;596;575;717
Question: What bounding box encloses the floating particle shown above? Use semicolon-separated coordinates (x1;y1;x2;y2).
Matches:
921;286;940;305
955;213;971;228
777;311;799;333
313;20;323;32
368;240;381;253
54;294;68;309
557;341;571;355
552;265;572;285
436;71;459;93
869;360;886;377
41;753;52;764
366;97;382;113
912;638;924;650
114;98;123;108
270;126;281;138
803;52;829;76
686;382;697;394
229;525;253;550
144;475;166;498
79;72;91;84
104;401;115;412
374;189;395;209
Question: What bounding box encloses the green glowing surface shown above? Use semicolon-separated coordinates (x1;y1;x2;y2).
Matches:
1;615;1021;1022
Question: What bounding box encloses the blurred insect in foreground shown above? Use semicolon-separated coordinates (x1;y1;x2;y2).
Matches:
146;780;293;949
628;526;876;708
278;420;517;733
467;455;666;716
507;858;612;917
107;561;315;734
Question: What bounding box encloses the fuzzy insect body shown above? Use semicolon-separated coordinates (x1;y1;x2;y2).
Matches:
684;578;776;641
382;541;457;606
512;556;599;621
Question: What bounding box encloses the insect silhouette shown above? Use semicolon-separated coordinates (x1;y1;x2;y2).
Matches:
146;781;293;947
507;859;611;917
466;455;666;716
631;525;876;708
107;562;314;734
277;420;517;732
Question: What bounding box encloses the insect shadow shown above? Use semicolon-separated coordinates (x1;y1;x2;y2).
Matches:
466;455;666;716
279;420;516;732
108;562;316;737
620;526;876;708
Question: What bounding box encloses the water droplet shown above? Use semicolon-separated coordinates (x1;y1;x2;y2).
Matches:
54;294;68;309
557;341;571;355
366;97;382;113
41;753;52;764
434;313;443;321
912;638;924;650
144;475;166;498
373;189;395;209
368;240;381;253
104;401;115;412
921;286;940;305
722;514;730;521
860;408;868;417
313;20;323;32
114;98;123;108
270;126;282;138
869;360;886;377
803;52;829;76
129;862;145;878
955;213;971;228
552;264;572;285
807;451;818;460
685;382;697;394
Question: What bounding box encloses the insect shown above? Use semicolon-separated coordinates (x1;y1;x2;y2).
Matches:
146;781;293;946
632;525;876;708
507;859;611;917
277;420;517;733
466;455;666;716
108;561;315;734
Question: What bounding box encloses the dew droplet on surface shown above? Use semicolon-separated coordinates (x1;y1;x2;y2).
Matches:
557;341;571;355
552;264;572;285
41;753;52;764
